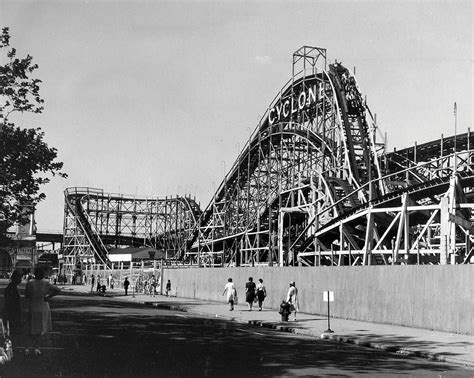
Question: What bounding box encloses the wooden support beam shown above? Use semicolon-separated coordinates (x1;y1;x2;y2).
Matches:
410;210;439;252
373;212;401;250
440;196;449;265
394;193;408;263
362;210;374;265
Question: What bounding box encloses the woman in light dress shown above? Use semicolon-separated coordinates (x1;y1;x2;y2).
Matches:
255;278;267;311
286;281;299;321
222;278;237;311
25;267;61;355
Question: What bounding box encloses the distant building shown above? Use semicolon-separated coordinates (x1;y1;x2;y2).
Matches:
0;212;37;275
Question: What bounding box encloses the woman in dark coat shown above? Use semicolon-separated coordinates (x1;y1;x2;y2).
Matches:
2;270;23;336
245;277;256;311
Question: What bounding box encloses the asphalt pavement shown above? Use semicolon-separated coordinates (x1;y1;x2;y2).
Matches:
64;283;474;368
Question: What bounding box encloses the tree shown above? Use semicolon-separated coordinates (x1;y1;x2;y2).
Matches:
0;27;67;236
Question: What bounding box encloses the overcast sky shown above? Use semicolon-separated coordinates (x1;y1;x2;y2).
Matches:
2;0;472;232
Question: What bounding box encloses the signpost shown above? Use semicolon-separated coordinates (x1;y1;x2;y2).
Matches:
323;291;334;333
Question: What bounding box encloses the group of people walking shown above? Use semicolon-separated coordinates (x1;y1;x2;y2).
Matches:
222;277;298;321
242;277;267;312
2;267;61;356
89;274;117;293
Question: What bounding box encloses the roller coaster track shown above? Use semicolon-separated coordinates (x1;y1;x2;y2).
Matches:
62;187;201;274
189;46;474;267
189;48;381;261
63;46;473;269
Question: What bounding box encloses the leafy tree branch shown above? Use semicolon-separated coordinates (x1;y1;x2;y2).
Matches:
0;27;67;234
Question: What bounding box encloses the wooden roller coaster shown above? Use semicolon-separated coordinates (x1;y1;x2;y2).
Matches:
63;46;473;274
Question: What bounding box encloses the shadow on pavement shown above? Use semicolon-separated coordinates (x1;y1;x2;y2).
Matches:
2;290;471;377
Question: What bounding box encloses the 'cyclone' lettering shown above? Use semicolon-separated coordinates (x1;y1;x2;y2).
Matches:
269;84;318;125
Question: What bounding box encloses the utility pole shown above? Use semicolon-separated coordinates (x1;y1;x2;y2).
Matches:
454;102;457;172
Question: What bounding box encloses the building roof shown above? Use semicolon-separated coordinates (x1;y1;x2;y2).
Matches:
108;247;166;261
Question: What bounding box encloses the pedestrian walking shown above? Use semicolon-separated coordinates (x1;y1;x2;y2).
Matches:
123;277;130;296
255;278;267;311
245;277;256;311
165;280;171;297
96;276;102;293
90;275;95;293
222;278;237;311
150;275;157;297
25;267;61;356
287;281;299;321
2;270;23;338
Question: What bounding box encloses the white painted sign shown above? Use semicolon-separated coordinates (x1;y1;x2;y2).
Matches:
268;83;321;125
323;291;334;302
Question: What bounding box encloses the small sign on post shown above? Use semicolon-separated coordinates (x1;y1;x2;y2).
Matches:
323;291;334;302
323;291;334;333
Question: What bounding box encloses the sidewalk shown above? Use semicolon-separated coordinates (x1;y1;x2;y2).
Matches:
64;284;474;368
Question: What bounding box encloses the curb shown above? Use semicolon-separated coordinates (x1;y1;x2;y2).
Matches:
142;301;188;312
65;291;474;369
141;301;474;368
320;330;474;368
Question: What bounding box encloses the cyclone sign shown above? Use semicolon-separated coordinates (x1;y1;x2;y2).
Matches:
268;82;321;125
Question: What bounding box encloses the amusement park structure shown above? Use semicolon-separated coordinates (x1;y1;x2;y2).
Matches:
63;46;474;276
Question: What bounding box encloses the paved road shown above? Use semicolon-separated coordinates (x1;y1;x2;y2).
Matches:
1;285;473;377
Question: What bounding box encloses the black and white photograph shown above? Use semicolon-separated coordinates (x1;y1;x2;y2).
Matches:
0;0;473;376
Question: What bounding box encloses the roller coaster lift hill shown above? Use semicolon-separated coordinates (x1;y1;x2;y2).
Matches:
62;46;474;276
